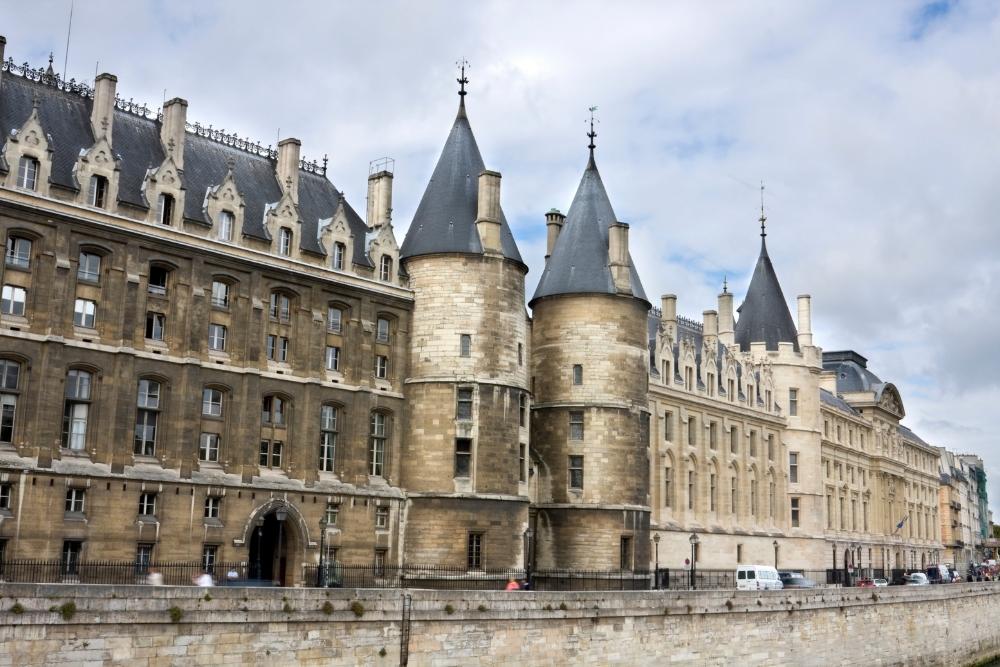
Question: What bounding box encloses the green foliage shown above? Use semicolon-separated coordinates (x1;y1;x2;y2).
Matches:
558;602;568;611
168;606;183;623
444;604;455;615
58;601;77;621
9;602;24;615
543;604;553;611
322;601;334;615
283;602;293;613
477;604;487;612
350;601;365;617
378;648;387;657
203;593;212;602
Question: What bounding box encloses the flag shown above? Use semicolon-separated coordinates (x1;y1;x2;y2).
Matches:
894;516;908;533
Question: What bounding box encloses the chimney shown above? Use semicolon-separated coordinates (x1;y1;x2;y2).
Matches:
544;209;565;260
276;138;301;201
703;310;719;339
608;221;631;293
718;290;735;347
91;73;118;147
820;370;838;395
160;97;188;170
797;294;813;348
366;169;393;229
475;170;502;254
661;294;677;333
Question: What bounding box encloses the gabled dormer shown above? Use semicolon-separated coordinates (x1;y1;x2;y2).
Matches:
318;196;355;271
265;138;302;260
1;95;53;196
73;73;120;212
144;97;187;227
367;219;400;284
204;161;245;244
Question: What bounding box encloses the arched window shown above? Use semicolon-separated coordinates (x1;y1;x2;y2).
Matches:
78;250;102;283
17;156;39;190
0;359;22;443
202;387;224;417
217;210;234;242
379;255;392;281
260;395;288;471
269;291;292;322
369;411;389;477
211;279;231;309
148;264;170;296
134;379;161;456
88;175;109;209
156;193;175;226
327;305;344;333
278;228;292;256
261;396;285;426
333;242;346;270
5;235;32;269
62;369;92;450
687;457;697;511
320;404;338;472
730;466;739;515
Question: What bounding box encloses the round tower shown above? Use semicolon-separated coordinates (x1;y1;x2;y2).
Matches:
529;141;651;571
399;79;530;569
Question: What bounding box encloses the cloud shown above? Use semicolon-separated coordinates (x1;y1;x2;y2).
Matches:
5;0;1000;515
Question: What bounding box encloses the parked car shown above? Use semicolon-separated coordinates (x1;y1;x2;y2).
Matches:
736;565;784;591
856;578;876;588
925;564;949;584
873;578;889;587
778;571;817;589
905;572;930;586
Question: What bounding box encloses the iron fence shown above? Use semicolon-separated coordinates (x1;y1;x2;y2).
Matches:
0;559;252;586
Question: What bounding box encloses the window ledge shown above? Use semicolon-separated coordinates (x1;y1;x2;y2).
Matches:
137;515;159;525
64;512;87;522
144;338;168;349
1;314;28;325
61;449;91;459
0;508;13;518
203;518;224;528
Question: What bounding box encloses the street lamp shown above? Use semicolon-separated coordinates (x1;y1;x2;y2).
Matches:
275;508;288;586
317;512;328;588
524;528;534;589
689;533;700;590
253;517;264;581
773;540;779;568
653;534;661;590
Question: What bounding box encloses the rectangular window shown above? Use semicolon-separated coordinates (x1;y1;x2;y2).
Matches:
258;440;283;468
730;426;738;454
279;337;290;363
72;299;96;328
568;411;584;440
459;334;472;357
568;455;584;490
17;156;39;190
863;501;869;532
156;193;174;225
266;335;277;360
78;252;101;282
148;266;169;296
749;431;757;457
750;479;758;516
62;540;82;576
202;545;218;574
217;210;234;242
706;372;715;397
145;312;166;341
709;421;718;449
0;483;10;509
333;242;345;270
1;285;27;316
202;388;223;417
664;466;672;508
211;281;230;308
518;343;524;366
710;473;717;512
572;364;583;385
791;497;800;527
199;433;220;462
204;496;221;519
467;533;483;570
327;306;342;333
519;392;527;428
839;497;845;530
767;434;774;460
375;355;389;379
369;413;387;477
376;317;390;343
89;175;108;208
374;548;387;576
5;236;31;268
324;504;339;526
826;494;833;528
278;228;292;256
620;536;633;570
65;488;85;513
325;346;340;371
208;323;227;351
0;394;16;443
320;405;337;472
455;438;472;477
687;417;697;446
519;443;527;483
731;477;737;514
375;506;389;529
134;543;154;573
688;471;695;510
664;412;673;441
456;387;473;420
789;452;798;484
138;492;156;516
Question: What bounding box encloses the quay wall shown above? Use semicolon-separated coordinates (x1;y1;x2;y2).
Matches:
0;583;998;665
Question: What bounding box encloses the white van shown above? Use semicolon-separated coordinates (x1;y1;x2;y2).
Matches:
736;565;784;591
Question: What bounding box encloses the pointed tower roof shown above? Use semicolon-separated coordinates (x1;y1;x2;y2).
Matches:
530;151;648;305
400;93;523;265
734;220;799;352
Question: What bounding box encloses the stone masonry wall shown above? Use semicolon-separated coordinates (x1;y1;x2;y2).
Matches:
1;583;1000;666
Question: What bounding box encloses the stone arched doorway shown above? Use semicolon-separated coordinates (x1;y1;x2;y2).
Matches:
246;504;304;586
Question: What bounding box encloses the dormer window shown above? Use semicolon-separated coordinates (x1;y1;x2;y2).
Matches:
379;255;392;282
156;193;175;226
89;175;109;209
278;228;292;256
17;156;38;191
218;210;234;242
333;242;346;270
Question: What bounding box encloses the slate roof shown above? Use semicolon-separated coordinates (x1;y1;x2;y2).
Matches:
734;236;798;352
822;350;885;394
819;388;860;416
647;311;747;399
0;72;371;265
400;99;522;265
531;152;648;305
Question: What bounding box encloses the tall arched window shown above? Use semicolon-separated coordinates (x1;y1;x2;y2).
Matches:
369;411;389;477
62;369;92;450
134;379;161;456
0;359;22;444
320;404;338;472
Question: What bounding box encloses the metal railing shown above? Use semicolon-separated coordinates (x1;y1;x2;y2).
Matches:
0;560;251;586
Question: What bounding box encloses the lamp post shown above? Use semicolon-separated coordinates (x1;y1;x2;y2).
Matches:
275;508;287;586
253;517;264;581
524;528;534;589
317;513;328;588
653;533;661;590
773;540;779;568
689;533;700;590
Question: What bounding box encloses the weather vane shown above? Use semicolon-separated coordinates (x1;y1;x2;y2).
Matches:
587;106;599;152
759;180;767;238
457;58;469;98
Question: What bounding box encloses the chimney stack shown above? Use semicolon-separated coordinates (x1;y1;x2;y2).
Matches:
608;221;631;293
661;294;677;333
91;73;118;147
276;138;301;202
366;169;393;229
718;290;735;347
797;294;812;348
544;209;565;260
160;97;188;170
703;310;719;338
475;170;502;253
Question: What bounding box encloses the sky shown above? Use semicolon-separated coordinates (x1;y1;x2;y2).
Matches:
4;1;1000;516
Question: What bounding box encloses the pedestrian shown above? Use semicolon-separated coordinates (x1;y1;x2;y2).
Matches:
146;567;164;586
193;571;214;587
505;577;521;591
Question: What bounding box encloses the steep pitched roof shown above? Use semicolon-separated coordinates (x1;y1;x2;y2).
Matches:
734;235;798;351
400;99;522;265
530;153;647;305
0;72;369;263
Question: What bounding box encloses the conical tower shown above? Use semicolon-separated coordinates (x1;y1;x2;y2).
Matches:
528;127;651;571
399;71;530;569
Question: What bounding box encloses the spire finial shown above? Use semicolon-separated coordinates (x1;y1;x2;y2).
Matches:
723;275;728;294
759;180;767;238
587;106;599;155
456;58;469;98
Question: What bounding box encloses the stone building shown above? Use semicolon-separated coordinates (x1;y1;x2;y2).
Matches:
938;451;989;570
0;38;983;582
